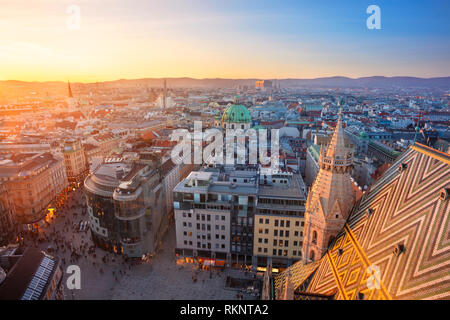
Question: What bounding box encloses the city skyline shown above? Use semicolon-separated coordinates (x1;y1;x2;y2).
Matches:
0;0;449;82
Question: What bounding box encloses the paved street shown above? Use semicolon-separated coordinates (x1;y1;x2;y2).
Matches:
23;188;260;300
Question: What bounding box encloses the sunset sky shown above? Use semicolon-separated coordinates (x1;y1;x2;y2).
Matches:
0;0;449;82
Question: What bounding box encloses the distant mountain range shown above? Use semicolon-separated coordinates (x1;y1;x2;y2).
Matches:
1;76;449;91
101;76;450;89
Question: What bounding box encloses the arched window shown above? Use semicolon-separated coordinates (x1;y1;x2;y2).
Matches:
310;250;315;261
312;230;317;244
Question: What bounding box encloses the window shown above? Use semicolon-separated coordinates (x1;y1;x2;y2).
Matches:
274;230;278;237
312;231;317;244
295;221;299;227
259;218;263;224
280;220;284;227
258;238;262;243
285;231;290;237
286;221;290;228
275;220;279;227
265;219;269;224
310;250;315;261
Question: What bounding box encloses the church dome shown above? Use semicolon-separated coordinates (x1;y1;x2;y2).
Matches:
359;132;369;140
222;104;251;123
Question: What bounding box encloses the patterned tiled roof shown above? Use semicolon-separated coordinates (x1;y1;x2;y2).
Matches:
281;143;450;300
273;260;321;300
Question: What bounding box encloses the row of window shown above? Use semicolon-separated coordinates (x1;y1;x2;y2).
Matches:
257;238;303;247
256;248;302;257
181;212;227;222
258;218;304;228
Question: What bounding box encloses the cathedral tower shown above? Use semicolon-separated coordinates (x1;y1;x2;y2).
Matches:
302;110;355;262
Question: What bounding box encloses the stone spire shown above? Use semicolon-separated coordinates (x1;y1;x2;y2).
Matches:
325;110;347;159
302;109;355;262
68;81;73;98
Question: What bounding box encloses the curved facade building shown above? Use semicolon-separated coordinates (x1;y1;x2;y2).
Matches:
84;159;166;258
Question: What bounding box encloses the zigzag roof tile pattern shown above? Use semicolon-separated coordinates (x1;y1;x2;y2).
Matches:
278;143;450;300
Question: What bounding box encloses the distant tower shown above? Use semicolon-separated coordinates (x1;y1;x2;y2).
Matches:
163;79;167;109
67;81;76;111
68;81;73;98
302;109;355;262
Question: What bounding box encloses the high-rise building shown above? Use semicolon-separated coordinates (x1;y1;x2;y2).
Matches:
302;111;355;262
255;80;273;89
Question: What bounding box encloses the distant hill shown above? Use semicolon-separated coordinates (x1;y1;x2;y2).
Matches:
1;76;449;92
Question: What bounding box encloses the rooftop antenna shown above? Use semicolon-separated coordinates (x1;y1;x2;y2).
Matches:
163;79;167;109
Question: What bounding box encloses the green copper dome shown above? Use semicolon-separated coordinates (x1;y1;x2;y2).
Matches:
359;132;369;140
222;104;251;123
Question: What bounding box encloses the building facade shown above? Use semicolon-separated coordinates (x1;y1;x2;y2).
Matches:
84;157;167;258
62;140;88;183
0;153;68;226
0;183;17;246
253;172;307;268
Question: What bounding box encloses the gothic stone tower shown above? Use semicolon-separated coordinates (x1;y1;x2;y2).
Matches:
302;111;355;262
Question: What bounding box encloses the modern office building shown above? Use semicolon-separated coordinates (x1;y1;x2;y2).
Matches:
174;166;309;269
174;169;258;267
84;157;167;258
